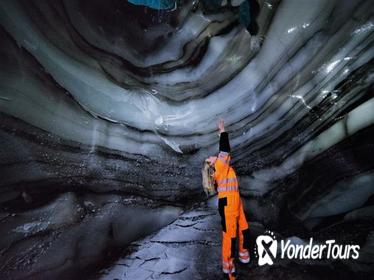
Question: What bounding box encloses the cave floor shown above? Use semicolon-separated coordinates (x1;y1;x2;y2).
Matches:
96;199;346;280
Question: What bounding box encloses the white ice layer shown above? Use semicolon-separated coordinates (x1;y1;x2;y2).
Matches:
2;0;372;137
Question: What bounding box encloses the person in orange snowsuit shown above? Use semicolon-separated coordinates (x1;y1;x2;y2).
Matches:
206;120;250;279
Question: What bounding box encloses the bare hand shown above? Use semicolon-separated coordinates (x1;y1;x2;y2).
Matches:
218;119;225;133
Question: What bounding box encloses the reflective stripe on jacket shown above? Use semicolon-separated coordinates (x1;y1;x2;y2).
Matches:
214;151;239;194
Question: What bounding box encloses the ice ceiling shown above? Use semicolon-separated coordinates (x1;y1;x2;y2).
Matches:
0;0;373;279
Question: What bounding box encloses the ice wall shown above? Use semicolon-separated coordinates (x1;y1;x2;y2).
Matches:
0;0;373;279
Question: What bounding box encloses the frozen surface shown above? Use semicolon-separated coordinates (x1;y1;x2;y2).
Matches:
0;0;373;279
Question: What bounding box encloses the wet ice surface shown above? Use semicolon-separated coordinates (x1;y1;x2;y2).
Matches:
97;199;351;280
0;193;182;279
99;201;222;280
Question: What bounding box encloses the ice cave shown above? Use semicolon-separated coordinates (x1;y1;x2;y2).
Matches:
0;0;373;279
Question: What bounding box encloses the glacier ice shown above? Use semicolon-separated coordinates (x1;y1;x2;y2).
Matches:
0;0;373;278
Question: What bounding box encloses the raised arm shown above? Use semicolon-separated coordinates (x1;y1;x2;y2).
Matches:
218;119;230;153
214;119;231;177
205;119;231;167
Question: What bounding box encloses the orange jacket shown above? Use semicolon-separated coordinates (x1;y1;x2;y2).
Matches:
214;151;239;198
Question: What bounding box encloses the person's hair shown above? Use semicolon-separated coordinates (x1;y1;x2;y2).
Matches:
202;161;217;196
